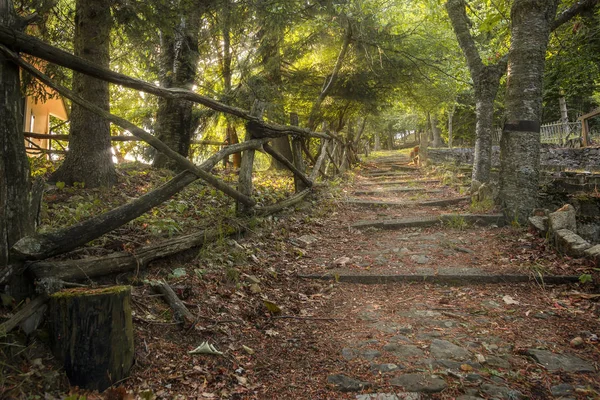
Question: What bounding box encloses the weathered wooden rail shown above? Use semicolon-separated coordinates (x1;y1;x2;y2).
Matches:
0;28;360;280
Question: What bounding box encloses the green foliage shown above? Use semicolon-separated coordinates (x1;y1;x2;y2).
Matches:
579;273;593;284
445;214;467;230
470;198;495;213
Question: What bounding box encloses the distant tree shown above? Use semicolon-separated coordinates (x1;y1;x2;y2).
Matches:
153;0;211;170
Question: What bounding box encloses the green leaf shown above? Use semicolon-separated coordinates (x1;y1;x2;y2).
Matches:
263;299;282;314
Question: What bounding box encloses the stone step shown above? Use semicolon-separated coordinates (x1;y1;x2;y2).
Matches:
351;188;443;195
360;179;440;186
345;196;470;208
300;273;580;285
351;213;505;229
363;171;420;178
390;165;419;172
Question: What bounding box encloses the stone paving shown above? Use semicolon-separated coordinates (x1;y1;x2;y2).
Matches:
315;153;599;399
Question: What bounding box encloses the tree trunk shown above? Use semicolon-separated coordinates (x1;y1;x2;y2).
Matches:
51;0;116;187
153;7;202;170
49;286;134;391
472;68;502;185
431;114;443;147
446;0;506;186
0;0;39;292
448;104;455;149
256;1;294;169
499;0;559;223
374;133;380;151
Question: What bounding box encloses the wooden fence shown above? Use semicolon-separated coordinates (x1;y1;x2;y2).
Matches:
0;26;361;281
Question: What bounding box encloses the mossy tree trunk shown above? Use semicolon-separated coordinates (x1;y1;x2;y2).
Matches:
499;0;559;223
0;0;42;294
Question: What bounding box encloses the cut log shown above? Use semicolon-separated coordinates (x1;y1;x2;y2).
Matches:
28;225;243;282
150;280;194;325
48;286;134;391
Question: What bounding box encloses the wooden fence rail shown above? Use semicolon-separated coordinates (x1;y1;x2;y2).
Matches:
0;33;358;268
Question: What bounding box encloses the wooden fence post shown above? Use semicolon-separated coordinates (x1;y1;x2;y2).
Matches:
238;101;265;214
290;113;307;192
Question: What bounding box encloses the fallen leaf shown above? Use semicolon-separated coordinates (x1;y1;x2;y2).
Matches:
263;300;282;314
502;295;520;305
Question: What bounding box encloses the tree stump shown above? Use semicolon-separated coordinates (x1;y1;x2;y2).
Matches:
48;286;134;391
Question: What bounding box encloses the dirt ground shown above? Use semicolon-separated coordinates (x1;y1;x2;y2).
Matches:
1;151;599;399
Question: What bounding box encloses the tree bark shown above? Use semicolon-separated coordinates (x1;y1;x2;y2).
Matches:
51;0;116;187
430;114;443;147
499;0;559;223
446;0;506;186
27;224;243;281
256;0;294;169
153;5;203;170
49;286;134;391
0;0;39;290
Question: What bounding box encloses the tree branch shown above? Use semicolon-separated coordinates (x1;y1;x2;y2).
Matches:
0;25;332;141
445;0;484;78
552;0;599;31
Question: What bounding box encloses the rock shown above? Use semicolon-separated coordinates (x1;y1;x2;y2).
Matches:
528;216;548;236
293;234;318;248
327;374;371;392
429;339;471;361
434;359;481;371
333;256;352;267
465;374;483;382
570;337;584;348
389;335;411;343
584;244;600;263
548;204;577;232
360;349;382;361
554;229;592;257
356;394;401;400
342;348;356;360
485;355;511;369
410;255;430;264
390;374;447;393
456;396;484;400
417;332;442;340
479;384;523;399
550;383;574;397
383;343;424;358
371;363;401;373
526;349;595;372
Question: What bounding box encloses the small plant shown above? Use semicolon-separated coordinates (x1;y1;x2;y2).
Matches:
579;273;593;284
225;267;240;283
445;214;467;230
470;198;495;213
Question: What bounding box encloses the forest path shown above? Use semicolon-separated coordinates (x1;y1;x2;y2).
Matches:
115;151;599;400
283;151;600;399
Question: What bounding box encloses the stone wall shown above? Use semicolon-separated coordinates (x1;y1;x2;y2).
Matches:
428;146;600;172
